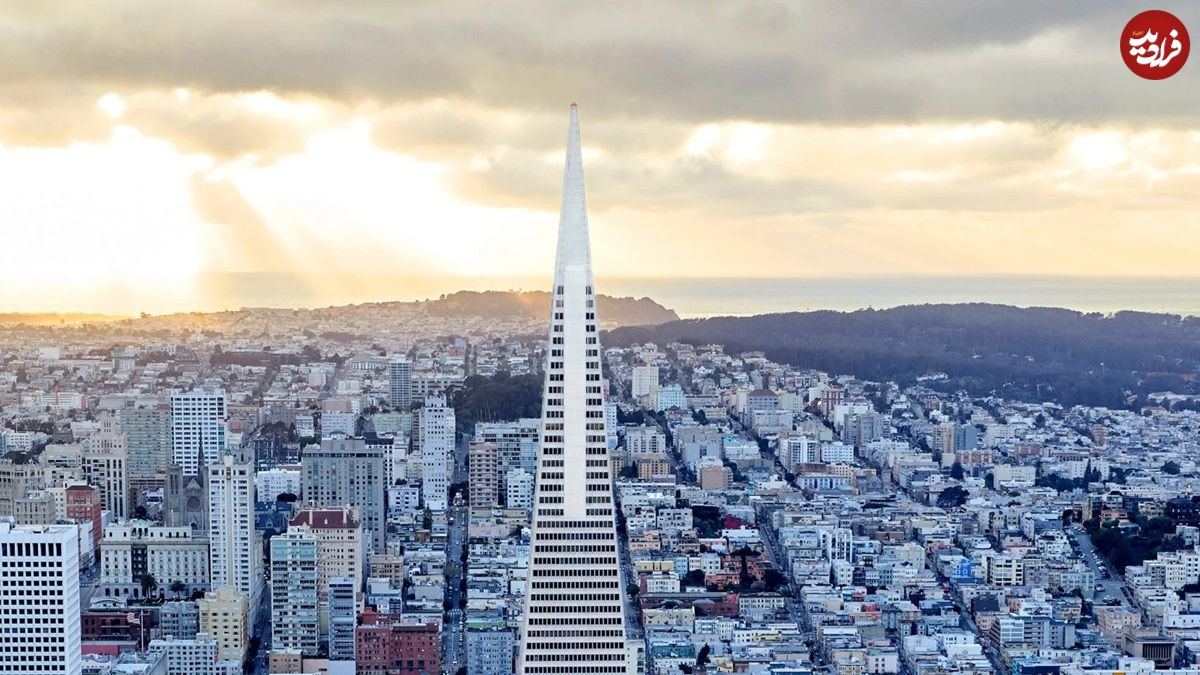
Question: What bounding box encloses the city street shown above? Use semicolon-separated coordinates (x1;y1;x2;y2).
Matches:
251;585;272;675
1068;524;1134;608
79;562;100;609
442;434;470;674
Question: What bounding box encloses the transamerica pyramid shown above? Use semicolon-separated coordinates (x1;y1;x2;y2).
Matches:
517;104;636;674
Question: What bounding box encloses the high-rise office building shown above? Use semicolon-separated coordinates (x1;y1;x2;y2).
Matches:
0;520;82;675
517;105;632;674
388;357;412;410
302;437;386;553
207;454;260;613
419;394;455;512
270;527;319;655
171;388;228;476
122;404;172;482
328;576;357;661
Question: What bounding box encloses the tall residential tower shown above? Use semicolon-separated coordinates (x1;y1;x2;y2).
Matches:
517;104;632;674
171;387;228;476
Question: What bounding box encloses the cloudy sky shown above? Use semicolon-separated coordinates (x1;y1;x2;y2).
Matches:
1;1;1198;314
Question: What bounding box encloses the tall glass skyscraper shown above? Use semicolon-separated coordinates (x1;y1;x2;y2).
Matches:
517;104;632;674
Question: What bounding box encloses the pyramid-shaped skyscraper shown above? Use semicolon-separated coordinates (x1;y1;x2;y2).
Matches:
517;104;635;674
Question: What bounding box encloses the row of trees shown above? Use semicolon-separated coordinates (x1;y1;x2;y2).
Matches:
134;574;190;600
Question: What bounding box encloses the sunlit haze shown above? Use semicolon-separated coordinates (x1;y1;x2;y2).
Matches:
1;2;1199;315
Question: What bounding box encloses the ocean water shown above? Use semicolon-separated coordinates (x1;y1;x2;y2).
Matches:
599;276;1200;319
192;272;1200;319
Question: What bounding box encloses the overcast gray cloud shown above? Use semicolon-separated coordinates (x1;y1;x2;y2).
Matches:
0;0;1196;135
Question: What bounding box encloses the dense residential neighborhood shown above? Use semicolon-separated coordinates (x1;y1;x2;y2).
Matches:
2;309;1199;675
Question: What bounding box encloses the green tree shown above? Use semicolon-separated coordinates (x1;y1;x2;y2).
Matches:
937;486;969;509
950;461;965;480
1163;461;1181;475
170;580;186;599
139;573;158;599
696;644;711;667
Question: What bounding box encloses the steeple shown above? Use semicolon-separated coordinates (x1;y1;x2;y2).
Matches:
554;103;593;277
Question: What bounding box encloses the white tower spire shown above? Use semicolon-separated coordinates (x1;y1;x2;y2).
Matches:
554;103;593;276
517;105;635;674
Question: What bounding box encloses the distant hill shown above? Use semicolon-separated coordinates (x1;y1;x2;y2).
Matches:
606;303;1200;407
424;290;678;326
0;312;126;326
0;291;677;335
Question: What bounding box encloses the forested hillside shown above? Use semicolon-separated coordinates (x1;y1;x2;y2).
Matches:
606;304;1200;407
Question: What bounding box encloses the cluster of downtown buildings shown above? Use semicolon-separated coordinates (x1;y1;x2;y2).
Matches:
3;107;1200;675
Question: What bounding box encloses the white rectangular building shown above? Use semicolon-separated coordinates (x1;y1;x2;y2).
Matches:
208;455;261;613
0;521;81;675
419;394;455;512
171;388;228;476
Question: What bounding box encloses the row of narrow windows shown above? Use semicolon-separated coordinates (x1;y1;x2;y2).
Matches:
535;492;609;502
525;652;627;662
544;410;605;418
531;568;618;577
533;545;619;553
543;423;605;431
525;643;625;654
532;557;616;566
540;446;611;456
536;508;611;516
530;593;620;602
526;629;623;638
540;459;608;468
527;616;622;625
542;468;614;478
520;662;624;667
528;605;622;614
546;360;601;370
549;337;599;345
530;580;619;588
548;349;600;357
